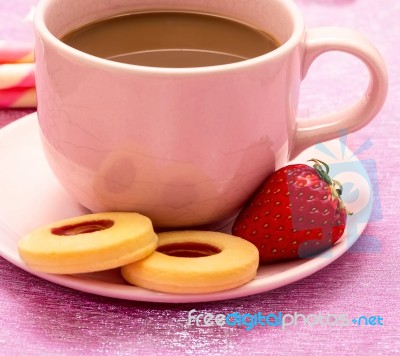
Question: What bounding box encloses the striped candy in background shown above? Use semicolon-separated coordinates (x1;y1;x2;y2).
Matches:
0;0;36;108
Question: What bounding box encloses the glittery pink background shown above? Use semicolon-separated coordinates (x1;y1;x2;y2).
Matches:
0;0;399;353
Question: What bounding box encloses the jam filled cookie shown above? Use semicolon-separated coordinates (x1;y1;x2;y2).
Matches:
121;230;259;294
18;212;157;274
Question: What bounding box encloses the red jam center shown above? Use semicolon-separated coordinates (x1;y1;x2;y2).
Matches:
51;219;115;236
157;242;221;258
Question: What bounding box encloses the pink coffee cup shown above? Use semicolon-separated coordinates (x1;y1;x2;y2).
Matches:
34;0;388;228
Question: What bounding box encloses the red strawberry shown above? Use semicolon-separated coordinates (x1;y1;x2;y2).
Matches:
232;159;350;263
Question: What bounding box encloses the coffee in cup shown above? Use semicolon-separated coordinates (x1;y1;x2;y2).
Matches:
61;11;280;68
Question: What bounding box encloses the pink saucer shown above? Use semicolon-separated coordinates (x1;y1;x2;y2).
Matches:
0;113;372;303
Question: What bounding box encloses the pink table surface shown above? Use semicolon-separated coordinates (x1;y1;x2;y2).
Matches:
0;0;399;354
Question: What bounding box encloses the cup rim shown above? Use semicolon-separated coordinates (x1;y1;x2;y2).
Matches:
34;0;305;75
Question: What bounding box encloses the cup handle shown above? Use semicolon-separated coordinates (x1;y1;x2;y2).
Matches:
289;27;388;159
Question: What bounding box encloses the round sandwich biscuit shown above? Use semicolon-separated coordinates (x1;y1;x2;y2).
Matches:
121;230;259;294
18;212;157;274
